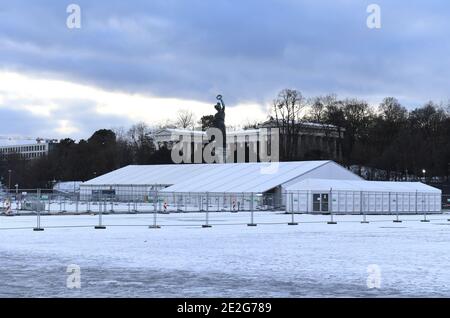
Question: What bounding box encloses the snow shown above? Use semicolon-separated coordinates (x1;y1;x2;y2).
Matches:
1;212;450;297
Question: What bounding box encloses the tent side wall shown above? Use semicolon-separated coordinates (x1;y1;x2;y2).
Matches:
280;161;362;207
79;184;169;202
286;188;442;214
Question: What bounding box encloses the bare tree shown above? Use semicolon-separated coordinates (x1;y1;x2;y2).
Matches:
242;119;260;130
127;122;156;163
308;94;337;123
379;97;407;123
176;109;196;129
157;119;177;129
271;89;307;160
127;122;151;144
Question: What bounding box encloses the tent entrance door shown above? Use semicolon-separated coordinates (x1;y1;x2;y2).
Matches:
312;193;329;213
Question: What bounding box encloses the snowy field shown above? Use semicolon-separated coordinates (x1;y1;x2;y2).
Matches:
1;211;450;297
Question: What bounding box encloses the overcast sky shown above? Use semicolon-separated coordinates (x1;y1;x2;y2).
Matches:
0;0;449;141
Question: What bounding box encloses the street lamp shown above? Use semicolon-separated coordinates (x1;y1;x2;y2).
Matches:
8;169;12;191
422;169;426;182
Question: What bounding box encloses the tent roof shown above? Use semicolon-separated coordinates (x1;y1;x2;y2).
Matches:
285;178;441;193
83;161;336;193
160;161;337;193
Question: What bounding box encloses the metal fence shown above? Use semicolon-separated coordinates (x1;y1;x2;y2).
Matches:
0;188;449;216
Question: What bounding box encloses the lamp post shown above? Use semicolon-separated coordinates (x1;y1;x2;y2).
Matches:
422;169;426;183
8;169;12;191
447;163;450;182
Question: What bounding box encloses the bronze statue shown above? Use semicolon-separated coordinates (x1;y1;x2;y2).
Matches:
212;94;226;148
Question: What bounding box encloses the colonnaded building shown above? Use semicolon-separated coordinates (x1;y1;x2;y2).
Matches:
152;120;344;162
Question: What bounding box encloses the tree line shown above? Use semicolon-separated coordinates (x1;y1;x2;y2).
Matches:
1;89;449;189
270;89;450;181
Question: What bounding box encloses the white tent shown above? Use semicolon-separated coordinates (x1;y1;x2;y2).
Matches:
160;160;361;194
79;161;362;208
285;178;442;214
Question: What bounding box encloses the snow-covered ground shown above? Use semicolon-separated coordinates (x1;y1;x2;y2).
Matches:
1;212;450;297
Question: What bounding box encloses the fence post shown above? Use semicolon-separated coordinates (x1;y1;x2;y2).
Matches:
421;192;430;222
173;192;177;212
149;190;161;229
306;190;309;214
202;192;212;228
328;188;337;224
95;194;106;229
288;192;298;225
62;196;67;213
248;192;257;226
394;192;402;223
361;191;369;223
33;189;44;231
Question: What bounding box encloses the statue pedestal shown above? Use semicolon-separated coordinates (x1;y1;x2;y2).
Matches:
216;147;226;163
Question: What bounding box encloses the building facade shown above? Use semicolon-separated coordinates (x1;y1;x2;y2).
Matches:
259;120;344;160
0;139;57;160
152;121;344;162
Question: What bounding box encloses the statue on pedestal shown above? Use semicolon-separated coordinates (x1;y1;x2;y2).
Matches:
212;94;226;148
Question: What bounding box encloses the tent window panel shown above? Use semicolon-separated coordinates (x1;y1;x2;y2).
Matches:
409;194;416;212
353;192;361;213
429;194;435;212
435;195;441;212
338;192;346;213
374;193;381;212
362;193;369;213
368;193;376;212
382;193;389;212
397;193;403;212
298;192;308;212
346;192;353;213
433;194;437;211
389;194;396;213
429;194;434;212
417;194;423;212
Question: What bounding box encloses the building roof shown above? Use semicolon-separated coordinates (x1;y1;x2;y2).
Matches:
260;119;343;131
154;128;267;138
286;178;441;193
83;161;338;193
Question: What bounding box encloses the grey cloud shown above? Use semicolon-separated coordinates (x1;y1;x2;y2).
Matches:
0;0;450;137
0;99;133;141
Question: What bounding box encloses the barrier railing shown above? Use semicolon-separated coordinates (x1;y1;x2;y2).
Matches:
0;189;449;232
